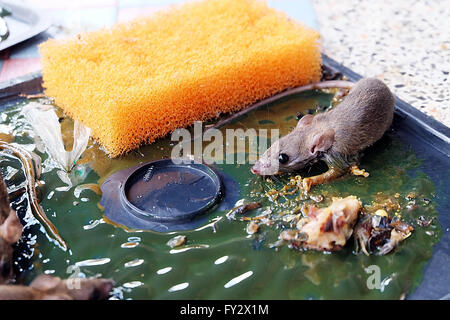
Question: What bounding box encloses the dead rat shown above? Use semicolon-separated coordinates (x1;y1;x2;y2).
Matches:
0;172;114;299
0;274;114;300
0;173;22;284
251;78;395;191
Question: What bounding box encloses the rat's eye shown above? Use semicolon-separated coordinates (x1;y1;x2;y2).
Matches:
278;153;289;164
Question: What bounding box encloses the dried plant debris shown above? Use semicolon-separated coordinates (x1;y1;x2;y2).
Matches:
417;216;434;227
350;164;370;177
354;214;413;256
246;221;259;235
226;202;261;220
166;235;186;248
242;170;437;255
364;192;401;215
282;196;361;252
241;174;432;254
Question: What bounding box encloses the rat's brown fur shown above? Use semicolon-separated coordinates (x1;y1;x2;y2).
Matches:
318;78;394;156
0;173;114;299
0;275;114;300
0;173;22;284
252;78;395;185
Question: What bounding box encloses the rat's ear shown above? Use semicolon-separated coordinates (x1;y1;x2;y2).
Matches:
295;114;313;130
310;129;335;155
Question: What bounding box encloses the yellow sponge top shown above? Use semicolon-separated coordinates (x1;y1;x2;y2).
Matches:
39;0;321;157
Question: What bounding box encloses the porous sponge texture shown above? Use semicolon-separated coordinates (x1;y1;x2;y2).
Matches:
39;0;321;157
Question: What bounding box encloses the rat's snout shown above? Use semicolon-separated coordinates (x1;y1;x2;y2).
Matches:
251;162;261;175
251;160;279;176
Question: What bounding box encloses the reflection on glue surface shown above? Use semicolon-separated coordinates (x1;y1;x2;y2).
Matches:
121;237;141;248
169;244;209;254
123;281;144;289
127;168;216;214
83;218;104;230
168;282;189;292
75;258;111;267
214;256;229;265
194;216;223;232
156;267;172;275
224;271;253;289
124;258;144;268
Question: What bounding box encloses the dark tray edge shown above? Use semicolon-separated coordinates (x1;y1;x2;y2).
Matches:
0;71;43;100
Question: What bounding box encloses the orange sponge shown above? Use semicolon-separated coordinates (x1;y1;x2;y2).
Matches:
39;0;321;157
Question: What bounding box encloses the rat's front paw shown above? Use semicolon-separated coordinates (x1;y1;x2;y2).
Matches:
302;178;312;192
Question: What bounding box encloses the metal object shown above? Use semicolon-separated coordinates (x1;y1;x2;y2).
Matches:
0;1;51;51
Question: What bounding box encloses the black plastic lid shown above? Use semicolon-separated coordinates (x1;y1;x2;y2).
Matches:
122;160;222;222
100;159;239;232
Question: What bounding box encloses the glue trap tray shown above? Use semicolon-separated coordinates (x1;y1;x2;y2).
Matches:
0;54;448;300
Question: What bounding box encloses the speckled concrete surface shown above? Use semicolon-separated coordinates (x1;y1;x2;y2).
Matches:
312;0;450;127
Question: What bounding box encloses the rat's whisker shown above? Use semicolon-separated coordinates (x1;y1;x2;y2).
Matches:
270;175;281;184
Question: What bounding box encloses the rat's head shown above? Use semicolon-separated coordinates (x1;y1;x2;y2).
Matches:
251;114;335;176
